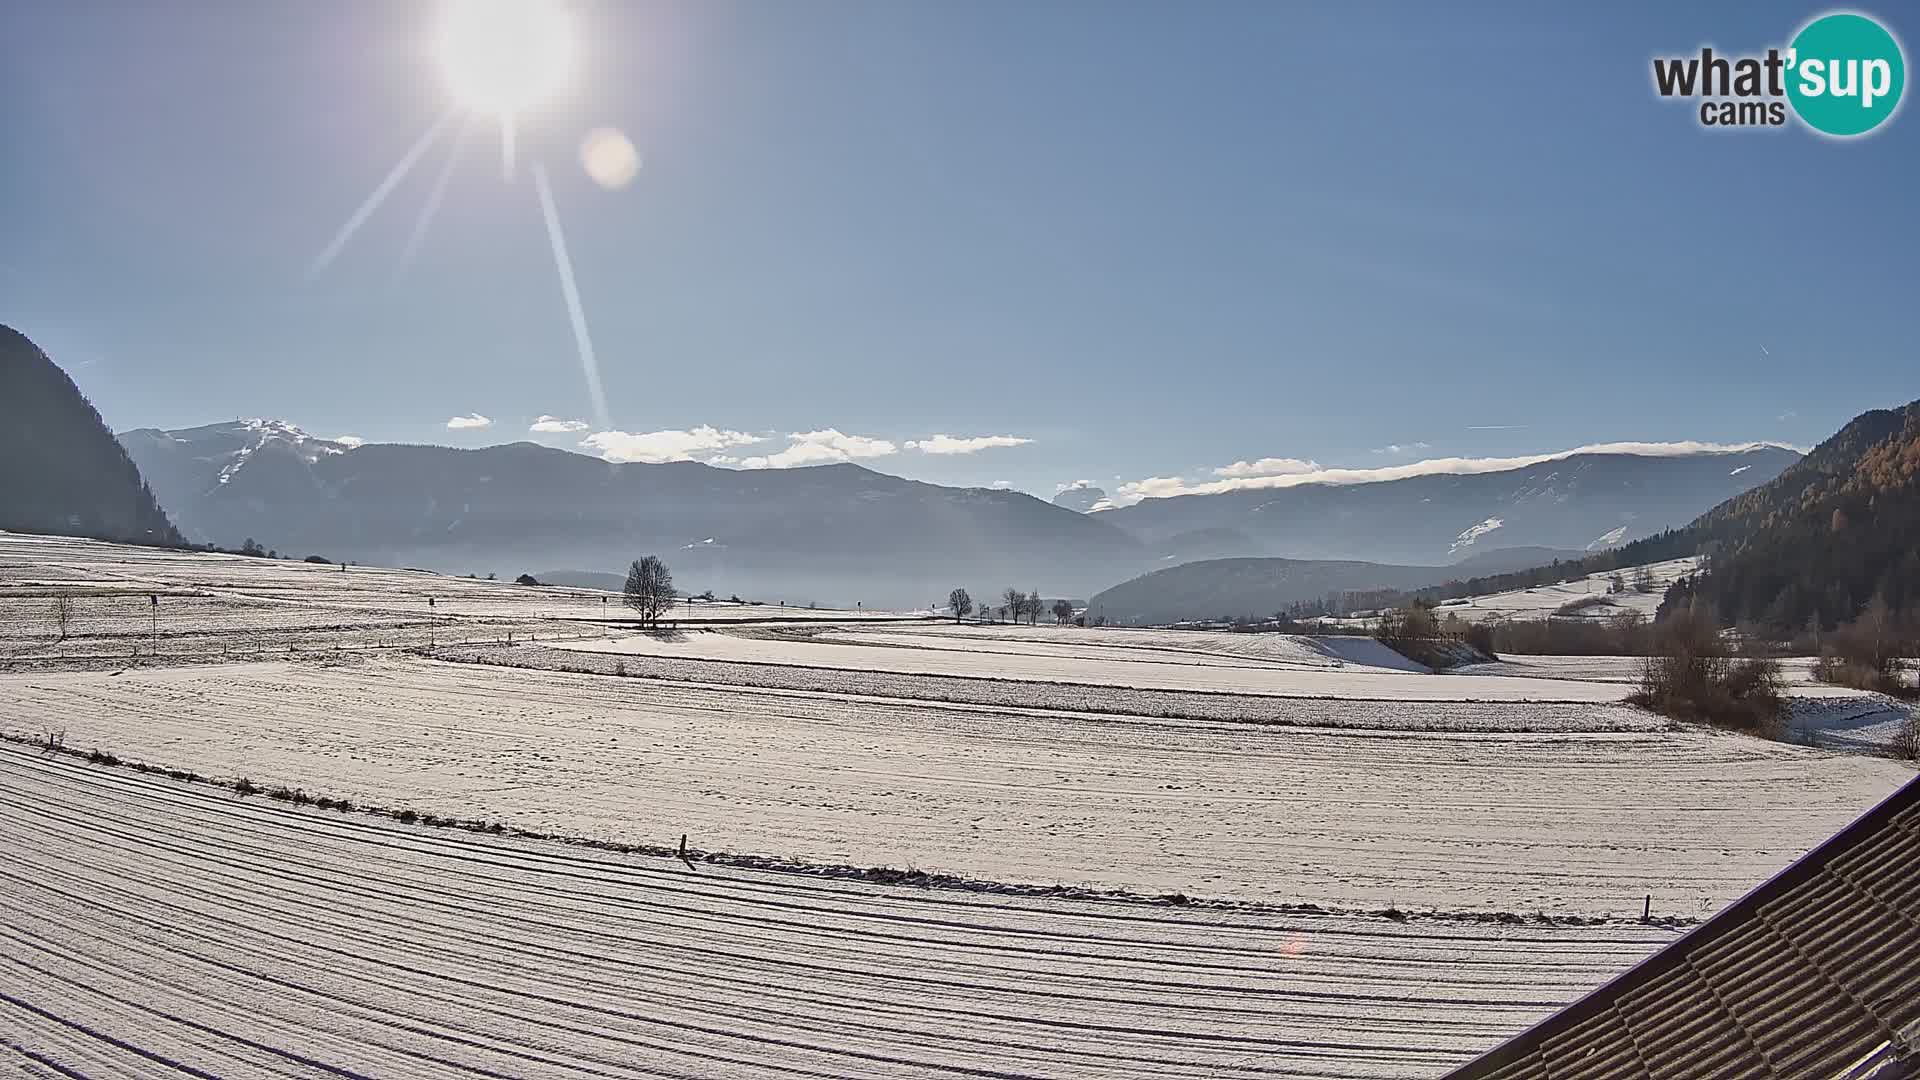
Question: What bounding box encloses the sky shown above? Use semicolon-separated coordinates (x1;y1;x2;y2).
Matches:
3;1;1916;505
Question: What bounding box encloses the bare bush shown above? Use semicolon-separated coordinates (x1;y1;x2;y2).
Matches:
1492;613;1654;656
51;594;74;641
1891;712;1919;761
1553;595;1613;617
1811;597;1916;698
1629;606;1787;738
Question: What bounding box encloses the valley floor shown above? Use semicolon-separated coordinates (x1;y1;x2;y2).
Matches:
1;653;1904;916
0;532;1913;1077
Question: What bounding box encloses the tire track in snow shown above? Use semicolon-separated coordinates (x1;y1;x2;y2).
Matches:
0;747;1676;1079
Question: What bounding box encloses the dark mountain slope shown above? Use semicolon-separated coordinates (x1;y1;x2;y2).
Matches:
1409;400;1920;617
0;326;181;546
1674;400;1920;630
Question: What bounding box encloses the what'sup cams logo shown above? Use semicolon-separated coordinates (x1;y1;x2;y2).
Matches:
1653;11;1905;136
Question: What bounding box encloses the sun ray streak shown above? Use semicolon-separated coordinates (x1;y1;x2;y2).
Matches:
502;114;517;182
307;110;456;279
532;160;609;431
394;117;476;280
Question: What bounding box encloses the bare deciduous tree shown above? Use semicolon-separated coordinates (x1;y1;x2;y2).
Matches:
624;556;675;629
1002;587;1023;625
1051;598;1073;624
51;594;74;641
948;588;973;623
1026;589;1042;625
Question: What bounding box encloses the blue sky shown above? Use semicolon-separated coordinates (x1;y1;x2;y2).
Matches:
3;1;1915;503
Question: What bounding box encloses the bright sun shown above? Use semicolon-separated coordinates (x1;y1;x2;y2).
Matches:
434;0;574;116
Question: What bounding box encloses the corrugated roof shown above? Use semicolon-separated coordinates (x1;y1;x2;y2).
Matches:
1441;774;1920;1080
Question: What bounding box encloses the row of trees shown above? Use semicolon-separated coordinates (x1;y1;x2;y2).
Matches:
946;587;1074;625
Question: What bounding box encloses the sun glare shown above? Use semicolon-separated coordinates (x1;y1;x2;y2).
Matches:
435;0;573;117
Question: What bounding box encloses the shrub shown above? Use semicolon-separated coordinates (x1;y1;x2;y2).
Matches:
1893;713;1919;761
1629;606;1788;738
1811;604;1915;698
1462;622;1498;660
303;554;332;564
234;777;259;796
1554;595;1613;616
1492;613;1654;656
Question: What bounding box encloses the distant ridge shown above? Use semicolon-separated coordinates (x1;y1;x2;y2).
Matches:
118;422;1147;607
1665;398;1920;630
1094;447;1799;565
0;325;182;546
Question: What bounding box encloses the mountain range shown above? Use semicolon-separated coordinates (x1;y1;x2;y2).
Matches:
115;415;1792;608
118;419;1148;606
1089;447;1799;564
1;323;1816;609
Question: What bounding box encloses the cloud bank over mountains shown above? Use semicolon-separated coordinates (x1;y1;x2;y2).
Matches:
1104;441;1802;507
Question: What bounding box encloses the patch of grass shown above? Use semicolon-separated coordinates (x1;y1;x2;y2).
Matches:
234;776;259;796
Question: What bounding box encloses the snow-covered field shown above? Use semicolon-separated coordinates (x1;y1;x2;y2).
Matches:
0;535;1913;1075
0;532;916;662
823;623;1430;672
553;626;1631;702
0;745;1682;1079
2;654;1907;916
1432;557;1702;624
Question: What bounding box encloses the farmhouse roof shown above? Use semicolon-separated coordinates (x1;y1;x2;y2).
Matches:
1441;773;1920;1080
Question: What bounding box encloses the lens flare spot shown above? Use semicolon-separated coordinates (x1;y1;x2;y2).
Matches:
581;128;641;189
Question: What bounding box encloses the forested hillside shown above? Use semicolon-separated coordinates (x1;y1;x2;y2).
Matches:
1673;402;1920;631
1416;401;1920;630
0;325;182;546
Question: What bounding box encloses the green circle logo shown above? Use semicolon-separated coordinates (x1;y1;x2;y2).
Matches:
1787;12;1906;136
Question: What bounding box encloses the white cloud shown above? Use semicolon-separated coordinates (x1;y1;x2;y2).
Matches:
446;413;493;430
739;428;898;469
1055;478;1097;493
1107;441;1799;507
990;480;1013;489
332;435;365;448
1212;457;1321;479
905;433;1033;455
530;415;590;434
1370;441;1432;455
580;426;763;464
